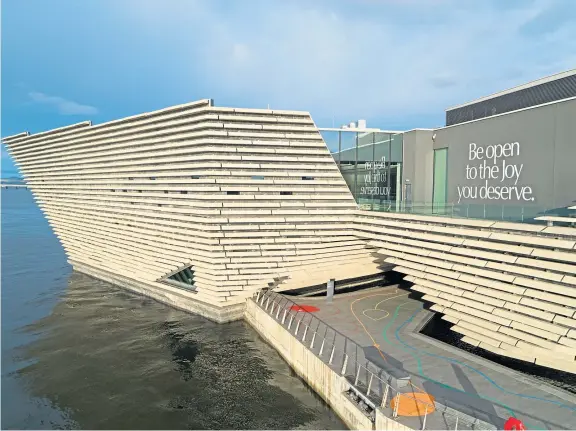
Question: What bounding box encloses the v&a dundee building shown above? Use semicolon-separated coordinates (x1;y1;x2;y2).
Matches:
4;69;576;377
327;68;576;220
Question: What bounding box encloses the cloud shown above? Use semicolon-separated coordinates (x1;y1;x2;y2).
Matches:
519;1;576;37
430;76;458;89
112;0;576;126
28;91;99;115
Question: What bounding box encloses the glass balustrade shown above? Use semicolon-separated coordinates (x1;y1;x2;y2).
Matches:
357;201;575;224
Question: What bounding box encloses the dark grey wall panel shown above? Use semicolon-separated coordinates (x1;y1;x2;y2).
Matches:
552;99;576;213
446;75;576;126
434;98;576;214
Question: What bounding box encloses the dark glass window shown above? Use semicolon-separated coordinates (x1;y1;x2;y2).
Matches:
166;267;195;288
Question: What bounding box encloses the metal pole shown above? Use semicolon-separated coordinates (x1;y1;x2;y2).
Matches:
265;298;270;310
256;291;261;302
393;394;400;418
319;339;325;357
338;131;342;166
366;373;373;395
295;320;301;336
276;305;281;319
354;366;361;385
341;354;349;376
381;385;389;408
422;405;428;430
310;332;316;349
454;415;458;430
270;302;275;314
354;132;359;197
372;132;376;210
387;134;391;195
327;279;335;303
288;315;294;329
282;310;287;324
329;345;335;364
302;325;308;342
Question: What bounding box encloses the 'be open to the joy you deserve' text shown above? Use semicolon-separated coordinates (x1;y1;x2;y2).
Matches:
457;142;534;203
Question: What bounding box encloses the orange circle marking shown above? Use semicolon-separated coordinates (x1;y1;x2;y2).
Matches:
390;392;436;417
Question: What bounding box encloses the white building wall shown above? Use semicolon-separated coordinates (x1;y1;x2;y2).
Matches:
3;99;373;320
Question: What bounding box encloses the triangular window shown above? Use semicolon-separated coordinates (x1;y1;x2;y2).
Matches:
162;266;195;291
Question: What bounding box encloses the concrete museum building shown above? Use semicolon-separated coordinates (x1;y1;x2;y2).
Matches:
4;69;576;373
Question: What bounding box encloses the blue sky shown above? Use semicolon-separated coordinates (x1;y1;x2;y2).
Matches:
2;0;575;176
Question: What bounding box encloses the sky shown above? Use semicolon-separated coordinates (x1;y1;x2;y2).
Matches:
1;0;575;176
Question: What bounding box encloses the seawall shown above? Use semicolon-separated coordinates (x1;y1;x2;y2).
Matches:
244;298;413;431
72;261;245;323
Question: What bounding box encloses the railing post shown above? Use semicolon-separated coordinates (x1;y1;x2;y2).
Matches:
354;365;361;385
393;394;400;418
381;385;389;408
319;339;325;357
276;304;281;319
329;345;335;364
422;405;428;430
310;332;316;349
281;309;287;324
288;315;294;329
260;294;266;305
341;354;348;376
302;325;308;342
265;298;270;310
295;320;301;336
454;416;458;431
256;291;261;302
366;373;373;395
270;302;276;314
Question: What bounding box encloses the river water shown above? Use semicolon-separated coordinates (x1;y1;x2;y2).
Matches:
1;189;345;430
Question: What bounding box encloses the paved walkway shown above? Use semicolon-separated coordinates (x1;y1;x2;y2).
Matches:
289;286;576;430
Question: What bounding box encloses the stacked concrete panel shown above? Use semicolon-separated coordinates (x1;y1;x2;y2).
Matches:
355;211;576;373
3;99;374;322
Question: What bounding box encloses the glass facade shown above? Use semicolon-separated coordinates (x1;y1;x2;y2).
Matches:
324;129;403;209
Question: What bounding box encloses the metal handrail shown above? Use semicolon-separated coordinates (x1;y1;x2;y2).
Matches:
252;289;498;430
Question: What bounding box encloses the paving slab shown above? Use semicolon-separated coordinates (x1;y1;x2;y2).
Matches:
287;286;576;430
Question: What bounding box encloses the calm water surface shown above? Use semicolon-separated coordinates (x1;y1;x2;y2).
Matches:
1;189;345;430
